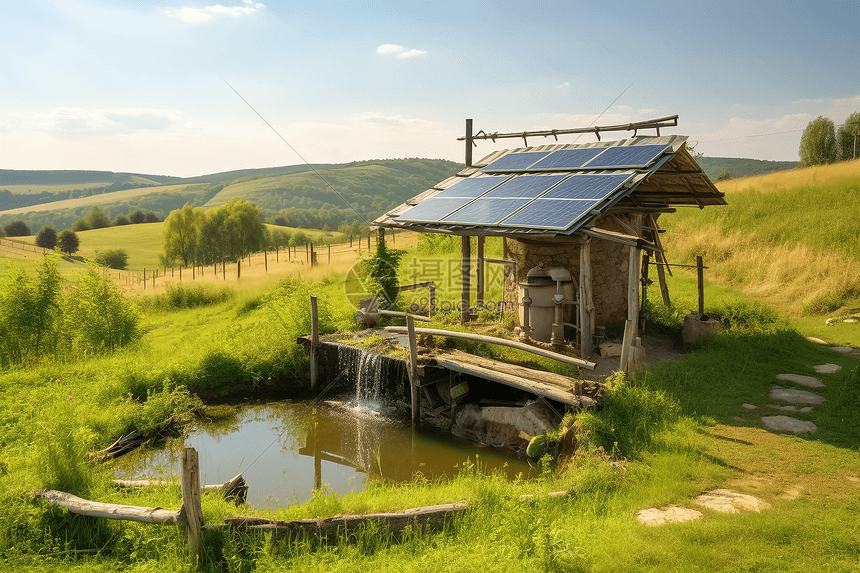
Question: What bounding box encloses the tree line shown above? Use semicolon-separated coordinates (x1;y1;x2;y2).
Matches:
799;112;860;167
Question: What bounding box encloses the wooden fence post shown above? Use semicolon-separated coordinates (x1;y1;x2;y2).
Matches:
264;250;268;273
696;255;704;316
180;446;203;560
143;269;146;290
310;296;319;392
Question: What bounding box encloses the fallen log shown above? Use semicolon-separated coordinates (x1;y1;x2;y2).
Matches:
213;501;468;539
88;430;146;461
36;489;182;525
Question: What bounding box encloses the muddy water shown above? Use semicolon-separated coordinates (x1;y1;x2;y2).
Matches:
114;400;533;509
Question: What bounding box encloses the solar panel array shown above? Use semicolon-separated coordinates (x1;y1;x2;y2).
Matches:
396;143;670;231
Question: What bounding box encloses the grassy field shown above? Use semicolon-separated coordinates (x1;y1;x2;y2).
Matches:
1;183;206;216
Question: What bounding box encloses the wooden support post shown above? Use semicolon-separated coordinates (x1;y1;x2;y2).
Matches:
406;315;420;428
465;118;473;167
696;255;705;316
579;240;594;357
222;259;226;280
476;235;485;309
192;265;195;280
310;295;319;393
620;319;634;374
640;252;650;334
656;251;671;307
306;244;310;264
264;250;268;272
461;236;471;325
180;446;203;560
237;259;241;279
276;246;279;263
628;246;640;340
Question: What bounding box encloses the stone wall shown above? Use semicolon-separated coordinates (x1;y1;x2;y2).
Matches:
503;213;643;329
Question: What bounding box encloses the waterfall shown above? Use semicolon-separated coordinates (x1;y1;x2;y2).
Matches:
331;343;410;414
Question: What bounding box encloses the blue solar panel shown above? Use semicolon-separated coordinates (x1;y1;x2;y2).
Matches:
486;174;567;198
442;198;532;225
482;151;552;172
434;176;508;198
501;199;594;230
584;144;669;168
541;173;632;200
528;147;606;170
398;197;473;222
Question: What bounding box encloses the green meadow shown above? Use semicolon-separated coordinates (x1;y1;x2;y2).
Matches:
0;161;858;571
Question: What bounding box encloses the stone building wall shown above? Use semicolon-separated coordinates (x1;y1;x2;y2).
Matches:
503;213;643;328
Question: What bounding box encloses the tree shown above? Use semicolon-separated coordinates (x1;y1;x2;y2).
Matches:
71;219;91;232
223;199;269;259
837;111;860;161
35;225;58;249
95;249;129;270
715;171;732;182
63;266;140;353
273;216;289;227
129;210;146;224
143;211;161;223
3;220;30;237
162;203;203;266
57;230;80;255
799;116;837;167
114;214;131;226
86;207;111;229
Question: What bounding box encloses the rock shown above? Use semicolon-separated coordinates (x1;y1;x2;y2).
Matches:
813;363;842;374
769;385;826;405
599;342;623;357
833;347;855;354
799;407;813;413
693;489;770;513
807;337;828;344
845;319;857;323
636;506;702;526
826;318;835;326
761;415;817;434
527;435;547;458
741;403;757;410
775;405;798;411
682;314;721;345
776;373;824;388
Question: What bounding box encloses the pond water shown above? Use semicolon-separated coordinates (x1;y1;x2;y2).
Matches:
113;399;534;509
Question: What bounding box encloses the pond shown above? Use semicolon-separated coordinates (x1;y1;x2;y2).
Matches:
113;398;534;509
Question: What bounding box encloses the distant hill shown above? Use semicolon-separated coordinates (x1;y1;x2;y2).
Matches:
0;158;462;232
695;156;797;180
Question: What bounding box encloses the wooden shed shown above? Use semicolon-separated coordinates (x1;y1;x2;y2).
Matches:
372;116;726;360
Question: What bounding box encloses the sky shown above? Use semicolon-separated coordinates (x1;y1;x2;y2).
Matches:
1;0;859;177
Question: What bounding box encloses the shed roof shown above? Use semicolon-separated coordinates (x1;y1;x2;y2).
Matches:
373;135;726;238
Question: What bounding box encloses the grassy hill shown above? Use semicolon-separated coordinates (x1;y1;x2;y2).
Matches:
660;158;860;324
695;156;797;180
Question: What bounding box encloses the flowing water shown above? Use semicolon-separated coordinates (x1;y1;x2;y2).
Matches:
114;346;532;509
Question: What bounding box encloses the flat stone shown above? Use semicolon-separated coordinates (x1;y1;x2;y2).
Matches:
775;405;798;411
807;337;828;344
741;403;757;410
833;347;855;353
769;385;826;404
845;319;857;323
693;489;770;513
814;363;842;374
636;506;702;526
776;373;824;388
799;407;813;413
848;477;860;483
761;415;817;434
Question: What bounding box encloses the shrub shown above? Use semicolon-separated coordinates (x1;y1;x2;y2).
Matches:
129;210;146;224
143;211;160;223
63;266;141;353
95;248;129;270
113;214;131;226
35;225;58;249
3;220;30;237
70;219;91;232
86;207;111;229
139;283;235;311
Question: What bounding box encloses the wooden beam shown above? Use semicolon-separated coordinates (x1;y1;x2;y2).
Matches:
620;319;634;374
180;446;203;560
461;236;471;325
406;315;421;428
456;115;679;142
384;326;596;371
578;239;594;358
36;490;181;524
610;214;639;237
628;245;640;340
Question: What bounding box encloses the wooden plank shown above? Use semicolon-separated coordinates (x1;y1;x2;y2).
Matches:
440;350;584;389
180;446;203;559
656;251;671;307
628;245;640;340
620;319;634;373
384;326;596;371
36;489;181;524
432;357;590;407
407;315;420;428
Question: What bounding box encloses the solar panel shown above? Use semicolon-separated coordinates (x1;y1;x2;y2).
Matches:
583;144;669;168
501;199;594;230
527;147;606;170
397;197;474;222
482;151;552;172
485;174;567;198
541;173;632;200
433;176;508;198
442;198;532;225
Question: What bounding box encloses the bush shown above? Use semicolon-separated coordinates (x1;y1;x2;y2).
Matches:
86;207;111;229
95;248;129;270
35;225;58;249
140;283;235;311
3;220;30;237
113;214;131;226
63;266;141;353
70;219;91;232
57;229;80;254
129;210;146;224
143;211;160;223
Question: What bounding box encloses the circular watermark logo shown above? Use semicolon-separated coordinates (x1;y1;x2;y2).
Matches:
343;257;400;311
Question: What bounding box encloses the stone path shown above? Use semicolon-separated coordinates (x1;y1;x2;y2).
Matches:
636;489;769;527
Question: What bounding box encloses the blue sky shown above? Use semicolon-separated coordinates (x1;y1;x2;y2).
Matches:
1;0;858;176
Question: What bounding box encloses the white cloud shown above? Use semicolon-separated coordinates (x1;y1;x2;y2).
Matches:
1;107;181;137
556;82;570;89
165;3;265;23
376;44;427;59
615;104;633;112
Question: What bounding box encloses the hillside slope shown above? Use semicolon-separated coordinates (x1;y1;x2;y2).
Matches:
661;158;860;317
